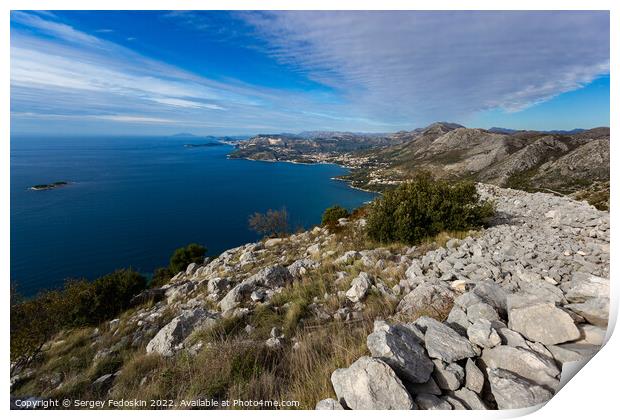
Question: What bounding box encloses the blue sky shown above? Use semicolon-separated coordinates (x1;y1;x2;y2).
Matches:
10;11;610;135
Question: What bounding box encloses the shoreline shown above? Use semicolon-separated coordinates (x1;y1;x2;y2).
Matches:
227;153;375;192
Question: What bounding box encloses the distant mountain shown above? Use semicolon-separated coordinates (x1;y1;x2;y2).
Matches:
489;127;586;135
227;121;609;202
170;132;197;138
346;124;609;197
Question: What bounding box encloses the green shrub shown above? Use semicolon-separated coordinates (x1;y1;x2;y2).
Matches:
150;267;173;288
10;269;146;370
169;243;207;273
365;172;494;245
321;205;350;226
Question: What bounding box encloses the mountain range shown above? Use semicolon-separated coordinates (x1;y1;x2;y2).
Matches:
229;122;609;209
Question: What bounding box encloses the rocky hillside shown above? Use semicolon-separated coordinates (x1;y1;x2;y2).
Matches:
344;124;610;202
226;123;610;209
11;185;609;410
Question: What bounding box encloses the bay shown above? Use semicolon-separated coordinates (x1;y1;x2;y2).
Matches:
10;135;376;296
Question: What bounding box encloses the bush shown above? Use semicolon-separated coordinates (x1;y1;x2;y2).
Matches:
248;208;289;238
169;243;207;273
365;172;494;245
150;267;174;288
10;269;147;370
321;205;350;226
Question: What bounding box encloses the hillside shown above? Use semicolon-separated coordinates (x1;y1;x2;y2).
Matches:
227;123;610;209
11;185;610;410
341;124;610;207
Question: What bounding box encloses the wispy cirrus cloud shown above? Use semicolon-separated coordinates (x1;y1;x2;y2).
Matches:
237;11;609;120
10;11;610;134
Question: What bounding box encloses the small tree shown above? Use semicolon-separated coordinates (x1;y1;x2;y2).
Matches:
321;205;350;226
248;208;289;238
169;243;207;274
366;172;494;244
150;266;173;288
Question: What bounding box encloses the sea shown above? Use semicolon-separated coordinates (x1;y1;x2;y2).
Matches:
10;135;376;296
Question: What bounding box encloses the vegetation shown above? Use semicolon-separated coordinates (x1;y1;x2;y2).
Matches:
365;172;494;245
150;243;208;288
169;243;207;274
248;208;289;238
11;269;146;374
321;205;350;227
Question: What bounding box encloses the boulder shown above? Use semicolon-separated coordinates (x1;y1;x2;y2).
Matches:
345;272;373;303
415;393;452;410
331;357;414;410
249;265;294;288
334;250;360;265
417;317;476;362
185;262;199;276
471;281;508;317
220;265;293;312
508;302;580;345
467;319;501;348
466;302;499;323
442;395;467;410
367;324;433;383
465;358;484;393
287;258;318;278
546;343;600;364
488;368;553;409
315;399;344;410
207;277;229;295
565;298;609;327
563;273;609;303
405;377;442;396
397;283;455;320
480;345;560;390
446;306;471;336
146;309;218;356
432;359;464;391
452;388;487;410
575;324;606;346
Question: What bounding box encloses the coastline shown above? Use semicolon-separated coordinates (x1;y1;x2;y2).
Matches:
226;153;375;193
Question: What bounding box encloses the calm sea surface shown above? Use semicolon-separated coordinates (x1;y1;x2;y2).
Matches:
11;136;376;296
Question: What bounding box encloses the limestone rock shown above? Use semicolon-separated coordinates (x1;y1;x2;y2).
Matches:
465;358;484;393
508;302;580;345
488;368;553;409
466;303;499;323
345;272;373;303
452;388;487;410
481;345;560;390
418;317;476;362
565;298;609;327
467;319;501;348
146;309;218;356
397;283;455;319
315;398;344;410
367;324;433;383
415;393;452;410
331;356;414;410
432;359;464;391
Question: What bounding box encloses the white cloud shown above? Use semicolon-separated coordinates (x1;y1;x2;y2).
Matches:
239;11;610;122
149;97;226;110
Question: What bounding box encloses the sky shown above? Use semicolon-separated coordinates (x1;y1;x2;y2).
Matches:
10;10;610;135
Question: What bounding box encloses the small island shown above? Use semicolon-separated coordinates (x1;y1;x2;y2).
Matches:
29;181;69;191
183;143;221;148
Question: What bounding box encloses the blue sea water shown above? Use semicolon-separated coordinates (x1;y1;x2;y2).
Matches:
11;136;376;296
